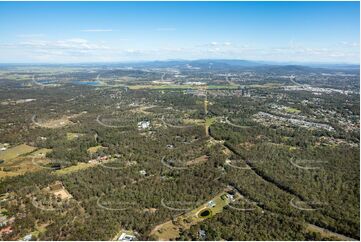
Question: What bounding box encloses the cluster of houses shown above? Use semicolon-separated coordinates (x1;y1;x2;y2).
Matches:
284;85;354;95
254;111;334;131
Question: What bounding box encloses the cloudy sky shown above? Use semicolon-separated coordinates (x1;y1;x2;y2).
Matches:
0;1;359;63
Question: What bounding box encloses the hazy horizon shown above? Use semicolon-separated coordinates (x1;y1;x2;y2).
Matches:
0;1;359;63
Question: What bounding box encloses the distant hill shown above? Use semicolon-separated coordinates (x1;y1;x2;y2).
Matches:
116;59;264;69
115;59;359;72
0;59;358;73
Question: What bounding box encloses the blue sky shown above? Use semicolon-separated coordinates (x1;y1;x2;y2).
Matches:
0;1;359;63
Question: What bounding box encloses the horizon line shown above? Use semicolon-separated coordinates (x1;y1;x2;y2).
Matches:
0;58;359;66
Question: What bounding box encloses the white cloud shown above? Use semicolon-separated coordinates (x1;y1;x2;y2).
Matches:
340;41;359;47
207;42;232;47
0;38;359;63
19;38;109;51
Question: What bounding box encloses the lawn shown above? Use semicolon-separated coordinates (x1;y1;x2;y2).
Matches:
31;223;48;239
207;85;240;89
185;155;209;166
186;192;229;223
30;148;52;157
151;192;230;240
66;132;84;141
205;117;217;127
249;83;283;88
284;107;301;114
0;144;37;162
35;115;73;129
54;162;97;175
87;145;104;154
183;119;205;125
0;145;50;179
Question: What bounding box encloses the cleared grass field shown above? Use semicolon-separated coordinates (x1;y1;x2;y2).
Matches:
249;83;283;88
0;144;37;161
54;162;97;175
205;117;217;127
0;145;53;178
31;223;48;239
87;145;104;154
183;119;205;125
66;132;84;141
0;152;50;178
284;107;301;114
207;85;240;89
150;192;229;240
185;155;209;166
33;112;86;129
35;115;73;128
31;148;52;157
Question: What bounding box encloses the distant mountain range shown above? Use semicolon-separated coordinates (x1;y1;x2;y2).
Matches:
0;59;359;71
113;59;359;73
